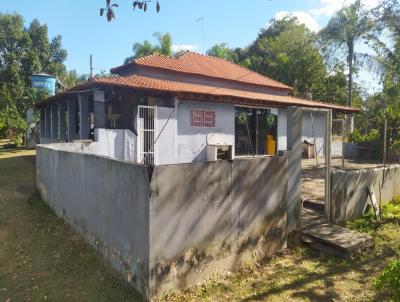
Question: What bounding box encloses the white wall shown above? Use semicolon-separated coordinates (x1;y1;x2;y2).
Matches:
155;106;177;165
154;102;290;165
301;111;326;157
94;128;136;161
277;108;287;152
46;129;136;162
173;100;235;164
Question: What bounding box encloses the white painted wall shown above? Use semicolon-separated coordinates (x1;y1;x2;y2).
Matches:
301;111;326;157
176;100;235;163
46;129;136;162
155;106;177;165
277;108;287;152
154;102;290;165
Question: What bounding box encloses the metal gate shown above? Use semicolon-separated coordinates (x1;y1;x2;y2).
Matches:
137;105;156;164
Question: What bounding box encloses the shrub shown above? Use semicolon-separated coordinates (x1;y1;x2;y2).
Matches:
374;259;400;300
348;128;380;143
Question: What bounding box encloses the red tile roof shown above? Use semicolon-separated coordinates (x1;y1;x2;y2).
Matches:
38;74;359;113
111;51;293;91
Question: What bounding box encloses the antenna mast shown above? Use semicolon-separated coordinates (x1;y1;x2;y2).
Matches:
195;17;205;54
90;54;93;78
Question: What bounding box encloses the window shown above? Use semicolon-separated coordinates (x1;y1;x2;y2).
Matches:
235;107;277;156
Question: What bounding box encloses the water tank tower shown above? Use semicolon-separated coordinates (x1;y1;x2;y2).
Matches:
31;74;57;96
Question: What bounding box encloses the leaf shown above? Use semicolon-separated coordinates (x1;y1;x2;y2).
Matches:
111;3;119;7
133;1;138;9
156;1;160;13
100;8;104;16
107;8;115;21
144;2;147;12
138;2;143;9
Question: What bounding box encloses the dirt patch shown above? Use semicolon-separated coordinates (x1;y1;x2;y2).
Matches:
16;184;35;196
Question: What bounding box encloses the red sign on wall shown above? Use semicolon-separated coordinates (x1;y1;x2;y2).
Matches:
191;110;216;127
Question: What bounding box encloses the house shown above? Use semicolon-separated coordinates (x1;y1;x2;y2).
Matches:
37;51;356;165
36;51;358;299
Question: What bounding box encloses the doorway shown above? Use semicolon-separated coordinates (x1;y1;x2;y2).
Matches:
301;109;332;221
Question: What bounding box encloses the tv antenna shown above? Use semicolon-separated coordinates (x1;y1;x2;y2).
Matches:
195;17;205;54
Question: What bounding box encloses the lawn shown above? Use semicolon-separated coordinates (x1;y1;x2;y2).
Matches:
0;140;399;301
0;141;143;302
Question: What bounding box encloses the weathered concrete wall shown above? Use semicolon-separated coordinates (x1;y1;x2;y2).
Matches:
36;145;150;297
148;155;293;297
36;144;301;299
331;165;400;224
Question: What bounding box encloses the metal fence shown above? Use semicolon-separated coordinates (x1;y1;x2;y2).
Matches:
330;115;400;171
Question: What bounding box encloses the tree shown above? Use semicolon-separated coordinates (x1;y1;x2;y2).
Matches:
247;17;327;98
319;0;376;107
124;32;172;63
207;43;239;63
0;13;70;143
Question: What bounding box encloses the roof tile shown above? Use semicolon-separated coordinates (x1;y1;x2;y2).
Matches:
111;51;292;90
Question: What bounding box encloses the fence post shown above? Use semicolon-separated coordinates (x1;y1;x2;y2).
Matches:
325;109;332;222
383;117;387;168
342;118;345;170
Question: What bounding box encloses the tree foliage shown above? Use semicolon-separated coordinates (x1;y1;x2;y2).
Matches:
124;32;172;63
207;17;356;104
0;13;70;142
319;0;377;106
100;0;160;22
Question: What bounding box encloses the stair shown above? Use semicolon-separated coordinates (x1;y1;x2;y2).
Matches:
301;209;374;257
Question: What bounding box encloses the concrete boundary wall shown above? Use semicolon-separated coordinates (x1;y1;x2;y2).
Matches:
148;154;295;297
36;145;300;299
331;165;400;224
36;145;150;296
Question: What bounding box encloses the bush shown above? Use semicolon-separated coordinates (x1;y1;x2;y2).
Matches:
374;259;400;300
349;128;380;143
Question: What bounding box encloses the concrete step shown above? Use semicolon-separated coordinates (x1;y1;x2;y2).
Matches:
301;210;328;230
301;223;374;256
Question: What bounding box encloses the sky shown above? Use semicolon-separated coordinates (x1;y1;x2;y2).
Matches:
0;0;383;92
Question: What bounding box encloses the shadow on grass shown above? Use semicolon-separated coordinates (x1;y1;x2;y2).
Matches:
239;248;393;302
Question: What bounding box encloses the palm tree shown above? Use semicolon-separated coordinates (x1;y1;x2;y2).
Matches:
153;32;172;56
124;32;172;64
320;0;375;107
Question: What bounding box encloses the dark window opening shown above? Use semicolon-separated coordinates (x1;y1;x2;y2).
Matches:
235;107;278;156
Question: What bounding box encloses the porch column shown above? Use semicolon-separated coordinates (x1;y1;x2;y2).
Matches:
67;99;76;142
51;104;59;142
286;106;302;235
79;94;89;140
40;107;45;143
59;102;67;142
45;106;51;141
93;90;106;129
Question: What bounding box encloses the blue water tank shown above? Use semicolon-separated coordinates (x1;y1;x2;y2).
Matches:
31;74;57;96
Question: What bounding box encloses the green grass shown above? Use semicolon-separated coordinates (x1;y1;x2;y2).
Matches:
0;142;143;301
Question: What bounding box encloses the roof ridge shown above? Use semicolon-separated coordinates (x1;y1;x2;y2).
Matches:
134;52;176;63
179;51;292;89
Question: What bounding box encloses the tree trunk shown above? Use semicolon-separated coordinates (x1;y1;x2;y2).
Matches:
347;39;354;107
